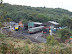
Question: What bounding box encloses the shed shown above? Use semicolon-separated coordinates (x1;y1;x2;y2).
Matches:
24;22;43;30
24;22;29;30
28;22;43;29
42;21;60;28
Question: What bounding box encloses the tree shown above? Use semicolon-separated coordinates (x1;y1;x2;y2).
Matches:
0;22;2;28
6;18;12;22
56;29;72;41
35;14;48;22
66;18;72;29
22;19;29;23
60;15;72;29
59;15;69;26
0;3;72;23
0;16;3;22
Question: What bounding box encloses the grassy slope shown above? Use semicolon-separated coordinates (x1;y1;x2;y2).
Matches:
0;33;72;54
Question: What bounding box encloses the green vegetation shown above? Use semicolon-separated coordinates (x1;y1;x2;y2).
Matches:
56;29;72;41
0;33;6;37
0;22;4;28
0;22;2;28
46;35;59;45
0;33;72;54
0;2;72;54
0;3;72;24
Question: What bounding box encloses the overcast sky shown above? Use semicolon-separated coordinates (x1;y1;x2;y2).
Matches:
3;0;72;12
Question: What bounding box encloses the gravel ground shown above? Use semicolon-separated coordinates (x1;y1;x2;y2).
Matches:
2;28;47;43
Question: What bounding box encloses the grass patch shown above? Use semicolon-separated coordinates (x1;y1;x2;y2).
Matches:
0;33;6;37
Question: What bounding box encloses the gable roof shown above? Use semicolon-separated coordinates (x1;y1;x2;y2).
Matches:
48;21;59;25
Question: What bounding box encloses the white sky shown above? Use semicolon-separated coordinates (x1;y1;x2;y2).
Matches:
3;0;72;12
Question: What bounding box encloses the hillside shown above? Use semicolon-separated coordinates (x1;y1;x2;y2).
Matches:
0;3;72;23
0;33;72;54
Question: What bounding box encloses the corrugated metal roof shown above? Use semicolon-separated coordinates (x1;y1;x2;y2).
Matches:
29;26;44;29
33;22;42;25
48;21;59;25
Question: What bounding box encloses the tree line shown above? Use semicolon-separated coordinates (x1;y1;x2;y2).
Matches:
0;3;72;28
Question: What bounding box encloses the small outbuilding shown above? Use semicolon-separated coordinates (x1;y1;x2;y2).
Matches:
24;22;43;30
42;21;60;28
28;22;43;29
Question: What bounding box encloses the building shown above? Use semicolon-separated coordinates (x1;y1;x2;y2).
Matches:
24;22;43;30
42;21;60;28
28;22;43;29
3;22;17;27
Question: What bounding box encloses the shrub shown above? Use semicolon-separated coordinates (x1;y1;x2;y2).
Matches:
0;22;4;28
0;22;2;28
0;42;22;54
24;39;32;44
0;33;6;37
23;44;30;54
56;29;72;41
30;43;42;54
60;47;72;54
46;35;59;45
0;43;14;54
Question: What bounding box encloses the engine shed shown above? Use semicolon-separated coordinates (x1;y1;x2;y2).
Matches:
42;21;60;28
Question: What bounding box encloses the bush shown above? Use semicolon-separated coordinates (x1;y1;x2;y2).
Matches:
30;43;42;54
0;42;22;54
0;43;14;54
23;44;30;54
0;22;4;28
24;39;32;44
0;33;7;40
56;29;72;41
46;35;59;45
0;22;2;28
0;33;6;37
60;47;72;54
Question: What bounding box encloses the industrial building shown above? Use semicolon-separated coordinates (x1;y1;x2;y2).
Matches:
42;21;60;28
